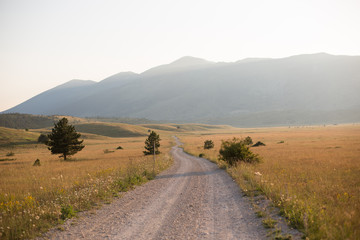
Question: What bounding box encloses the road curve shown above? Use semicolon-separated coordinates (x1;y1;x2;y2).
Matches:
41;138;268;239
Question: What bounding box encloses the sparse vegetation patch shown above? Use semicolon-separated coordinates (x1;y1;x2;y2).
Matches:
103;149;115;154
262;217;277;228
6;152;14;157
60;205;76;220
252;141;266;147
204;140;214;149
0;158;16;162
33;159;41;166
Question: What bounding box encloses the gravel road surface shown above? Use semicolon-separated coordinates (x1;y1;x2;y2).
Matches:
41;139;270;239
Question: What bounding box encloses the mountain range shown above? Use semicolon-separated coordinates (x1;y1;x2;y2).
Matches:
3;53;360;127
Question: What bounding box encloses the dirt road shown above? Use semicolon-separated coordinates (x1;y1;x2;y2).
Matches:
41;139;270;239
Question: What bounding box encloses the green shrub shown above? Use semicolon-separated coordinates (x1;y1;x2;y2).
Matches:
6;152;15;157
244;136;253;145
142;170;155;180
204;140;214;149
60;205;76;220
33;159;41;166
114;174;148;192
37;134;49;144
199;153;205;158
252;141;266;147
262;217;277;228
219;138;260;166
116;146;123;150
103;149;115;154
256;210;266;218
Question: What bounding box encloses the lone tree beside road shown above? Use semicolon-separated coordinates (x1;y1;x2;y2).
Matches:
143;131;161;155
46;117;84;160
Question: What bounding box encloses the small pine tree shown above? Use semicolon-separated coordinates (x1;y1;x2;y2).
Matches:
204;140;214;149
143;131;161;155
46;118;84;160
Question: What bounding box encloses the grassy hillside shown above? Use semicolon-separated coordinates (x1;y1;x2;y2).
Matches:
86;117;159;125
0;127;39;146
74;122;149;138
142;123;230;132
173;124;230;131
141;124;180;132
0;113;158;131
74;122;231;138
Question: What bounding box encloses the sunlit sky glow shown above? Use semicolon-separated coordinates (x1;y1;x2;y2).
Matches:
1;0;360;111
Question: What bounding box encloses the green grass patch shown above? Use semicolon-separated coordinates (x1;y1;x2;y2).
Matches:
262;217;277;228
60;205;76;220
0;158;16;162
0;127;39;146
75;123;148;138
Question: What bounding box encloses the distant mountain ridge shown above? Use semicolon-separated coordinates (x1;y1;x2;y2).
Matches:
3;53;360;127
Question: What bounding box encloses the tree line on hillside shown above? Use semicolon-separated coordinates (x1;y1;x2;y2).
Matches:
0;113;54;129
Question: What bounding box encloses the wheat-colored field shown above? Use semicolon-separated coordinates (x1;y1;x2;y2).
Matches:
0;129;173;239
2;122;359;239
180;124;360;239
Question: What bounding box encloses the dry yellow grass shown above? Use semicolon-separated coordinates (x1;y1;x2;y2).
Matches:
0;132;174;239
180;124;360;239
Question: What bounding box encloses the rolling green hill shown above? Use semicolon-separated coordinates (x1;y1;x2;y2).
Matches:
0;127;39;146
74;122;148;138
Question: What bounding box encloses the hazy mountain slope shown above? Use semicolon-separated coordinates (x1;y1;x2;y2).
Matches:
7;74;139;116
7;80;96;115
142;56;215;76
4;53;360;126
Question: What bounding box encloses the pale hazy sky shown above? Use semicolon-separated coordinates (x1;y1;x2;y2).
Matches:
1;0;360;112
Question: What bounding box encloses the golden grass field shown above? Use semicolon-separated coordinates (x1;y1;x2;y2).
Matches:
180;124;360;239
0;126;175;239
1;122;359;239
